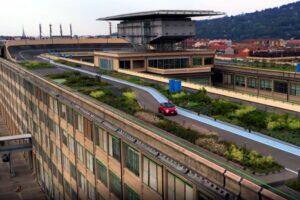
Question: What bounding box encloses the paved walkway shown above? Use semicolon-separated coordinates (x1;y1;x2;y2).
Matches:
0;117;45;200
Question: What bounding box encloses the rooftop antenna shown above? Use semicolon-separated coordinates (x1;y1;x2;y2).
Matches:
39;24;42;39
22;25;26;39
109;22;112;37
49;24;52;38
69;24;73;37
60;24;63;37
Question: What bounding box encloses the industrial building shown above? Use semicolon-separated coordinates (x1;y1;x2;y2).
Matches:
95;10;223;84
0;9;297;200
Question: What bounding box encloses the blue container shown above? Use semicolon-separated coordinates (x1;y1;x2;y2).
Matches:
296;63;300;73
169;79;182;93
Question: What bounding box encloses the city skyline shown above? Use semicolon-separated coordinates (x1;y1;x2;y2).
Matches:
0;0;298;37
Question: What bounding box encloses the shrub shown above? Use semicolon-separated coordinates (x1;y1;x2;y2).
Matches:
90;90;105;99
211;100;240;116
233;105;256;118
155;119;198;143
20;61;53;70
286;180;300;192
225;144;244;162
171;92;187;99
239;110;267;130
196;137;227;156
287;118;300;130
123;91;136;101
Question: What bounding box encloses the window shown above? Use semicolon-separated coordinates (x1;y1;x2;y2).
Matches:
61;129;68;146
235;75;245;87
204;57;214;65
86;150;94;173
84;118;93;140
99;58;114;70
75;112;84;132
87;181;96;200
53;99;58;114
260;79;272;91
148;58;189;69
63;154;70;172
64;179;72;197
291;83;300;96
143;157;162;194
119;60;131;69
109;171;121;199
125;144;139;176
193;57;202;66
66;106;73;124
109;135;120;161
274;81;288;94
247;77;257;89
95;126;107;152
70;163;76;180
125;184;140;200
60;103;67;120
68;136;75;153
167;172;193;200
96;160;107;186
56;147;61;164
78;172;86;192
76;142;84;163
54;124;60;139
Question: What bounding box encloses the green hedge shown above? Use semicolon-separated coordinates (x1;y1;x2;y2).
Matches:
155;117;283;173
48;72;141;115
286;179;300;192
20;61;53;70
165;89;300;147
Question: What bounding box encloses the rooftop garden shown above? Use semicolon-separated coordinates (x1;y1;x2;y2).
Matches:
46;71;283;174
101;71;300;147
219;59;296;72
136;111;283;174
47;71;141;115
165;89;300;147
20;61;54;70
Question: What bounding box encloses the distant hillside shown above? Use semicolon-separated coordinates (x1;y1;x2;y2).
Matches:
196;1;300;41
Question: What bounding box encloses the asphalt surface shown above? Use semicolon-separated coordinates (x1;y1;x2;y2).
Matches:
16;49;300;182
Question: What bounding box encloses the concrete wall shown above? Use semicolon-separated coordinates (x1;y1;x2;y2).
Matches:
5;38;128;47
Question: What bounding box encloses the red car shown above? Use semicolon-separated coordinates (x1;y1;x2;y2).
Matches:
158;102;177;116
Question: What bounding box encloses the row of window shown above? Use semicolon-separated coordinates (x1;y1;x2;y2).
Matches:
234;75;300;96
0;63;196;200
148;57;214;69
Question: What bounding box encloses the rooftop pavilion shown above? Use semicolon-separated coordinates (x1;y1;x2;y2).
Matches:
97;10;225;50
94;50;215;82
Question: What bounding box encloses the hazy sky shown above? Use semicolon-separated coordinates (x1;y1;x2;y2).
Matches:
0;0;298;36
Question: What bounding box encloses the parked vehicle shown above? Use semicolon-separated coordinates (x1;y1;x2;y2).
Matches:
158;102;177;116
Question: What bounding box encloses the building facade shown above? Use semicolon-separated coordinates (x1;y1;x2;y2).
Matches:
94;51;214;85
0;58;286;200
0;59;232;200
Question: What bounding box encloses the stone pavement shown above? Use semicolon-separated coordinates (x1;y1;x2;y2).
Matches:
0;117;46;200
